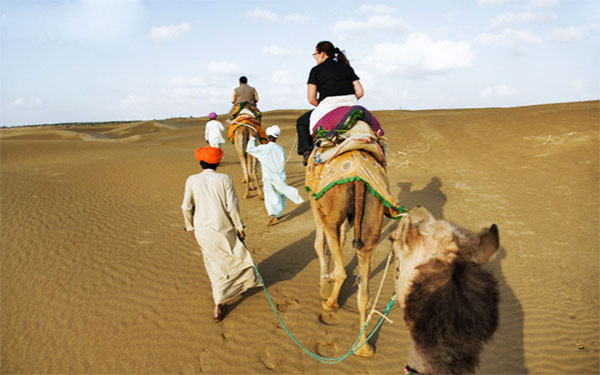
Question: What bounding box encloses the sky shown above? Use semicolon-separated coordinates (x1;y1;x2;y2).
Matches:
1;0;598;127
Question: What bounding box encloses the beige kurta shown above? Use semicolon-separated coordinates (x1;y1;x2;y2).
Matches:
181;169;261;304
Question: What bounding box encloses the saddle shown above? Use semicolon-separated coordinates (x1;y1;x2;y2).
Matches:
311;106;387;165
227;103;268;144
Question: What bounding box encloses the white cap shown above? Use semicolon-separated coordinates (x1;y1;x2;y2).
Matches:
266;125;281;138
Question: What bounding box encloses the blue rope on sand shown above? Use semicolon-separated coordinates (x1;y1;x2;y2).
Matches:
252;263;395;364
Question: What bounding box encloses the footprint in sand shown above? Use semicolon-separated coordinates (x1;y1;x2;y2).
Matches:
315;341;337;357
318;311;339;326
276;298;300;312
259;348;277;370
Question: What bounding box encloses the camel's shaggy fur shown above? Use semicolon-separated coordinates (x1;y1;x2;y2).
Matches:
389;206;499;374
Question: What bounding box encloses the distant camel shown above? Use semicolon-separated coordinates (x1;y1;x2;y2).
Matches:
389;206;499;374
231;111;263;200
309;152;385;358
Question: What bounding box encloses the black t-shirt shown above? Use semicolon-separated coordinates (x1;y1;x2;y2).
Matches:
307;58;359;101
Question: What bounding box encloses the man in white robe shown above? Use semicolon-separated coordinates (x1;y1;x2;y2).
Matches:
181;146;261;322
204;112;226;148
246;125;304;226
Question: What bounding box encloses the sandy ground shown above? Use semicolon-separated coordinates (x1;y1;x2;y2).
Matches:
1;101;598;374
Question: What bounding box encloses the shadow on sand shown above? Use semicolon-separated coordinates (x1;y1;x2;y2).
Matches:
480;245;527;374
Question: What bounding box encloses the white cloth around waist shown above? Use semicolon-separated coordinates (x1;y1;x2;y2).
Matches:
309;94;358;134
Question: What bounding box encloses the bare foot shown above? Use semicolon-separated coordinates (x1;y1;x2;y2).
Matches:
267;216;279;226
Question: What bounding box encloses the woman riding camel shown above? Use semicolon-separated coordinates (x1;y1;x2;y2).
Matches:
296;41;364;164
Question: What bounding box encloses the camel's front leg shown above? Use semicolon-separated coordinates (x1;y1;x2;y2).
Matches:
353;248;374;357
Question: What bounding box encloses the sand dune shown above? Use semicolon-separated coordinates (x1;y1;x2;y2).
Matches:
1;101;598;374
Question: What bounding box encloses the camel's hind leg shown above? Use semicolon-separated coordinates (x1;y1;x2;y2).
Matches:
313;221;331;299
310;188;350;312
353;194;384;358
249;155;263;200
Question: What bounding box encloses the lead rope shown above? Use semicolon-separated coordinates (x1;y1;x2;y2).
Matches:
251;249;396;364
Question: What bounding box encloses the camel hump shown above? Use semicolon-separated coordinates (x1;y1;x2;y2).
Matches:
352;180;366;249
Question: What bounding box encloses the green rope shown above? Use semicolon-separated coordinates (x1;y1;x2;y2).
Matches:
252;263;396;364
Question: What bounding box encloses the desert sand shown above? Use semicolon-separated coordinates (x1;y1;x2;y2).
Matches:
1;101;598;374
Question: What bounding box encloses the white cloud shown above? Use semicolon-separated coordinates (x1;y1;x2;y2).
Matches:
245;9;307;23
549;26;589;42
263;45;301;56
477;0;512;5
488;11;557;30
531;0;560;8
476;28;543;54
246;9;277;22
363;33;474;75
146;23;190;43
207;61;242;75
480;84;519;98
8;97;42;108
334;15;409;40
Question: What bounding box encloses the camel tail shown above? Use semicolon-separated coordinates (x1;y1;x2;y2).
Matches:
352;180;366;249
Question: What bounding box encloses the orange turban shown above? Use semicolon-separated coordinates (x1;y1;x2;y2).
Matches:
195;147;223;164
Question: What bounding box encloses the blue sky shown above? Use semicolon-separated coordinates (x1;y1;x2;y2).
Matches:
1;0;598;126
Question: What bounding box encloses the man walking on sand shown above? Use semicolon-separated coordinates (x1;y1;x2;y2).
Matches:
246;125;304;226
181;147;261;322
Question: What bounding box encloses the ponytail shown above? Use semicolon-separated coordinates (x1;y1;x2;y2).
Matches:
316;41;350;65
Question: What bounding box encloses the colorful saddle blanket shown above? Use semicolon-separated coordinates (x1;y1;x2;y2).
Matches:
312;121;387;165
227;106;268;144
230;102;261;122
312;106;384;141
305;150;406;219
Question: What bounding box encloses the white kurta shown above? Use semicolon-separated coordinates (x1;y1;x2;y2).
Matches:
246;138;304;218
181;169;261;304
205;120;226;148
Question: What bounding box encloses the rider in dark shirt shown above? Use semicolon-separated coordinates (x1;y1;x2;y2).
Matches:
297;41;364;165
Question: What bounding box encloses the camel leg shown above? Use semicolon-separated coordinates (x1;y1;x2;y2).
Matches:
243;155;252;199
250;156;264;200
321;226;346;311
353;193;383;357
313;222;332;299
340;219;348;250
353;248;375;357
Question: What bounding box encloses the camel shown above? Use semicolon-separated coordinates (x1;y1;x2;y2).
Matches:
231;112;263;200
389;206;500;374
309;156;385;358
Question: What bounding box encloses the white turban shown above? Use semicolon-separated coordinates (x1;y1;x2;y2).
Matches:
266;125;281;138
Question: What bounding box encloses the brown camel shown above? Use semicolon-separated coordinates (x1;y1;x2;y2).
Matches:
309;159;385;358
232;123;263;200
389;206;500;374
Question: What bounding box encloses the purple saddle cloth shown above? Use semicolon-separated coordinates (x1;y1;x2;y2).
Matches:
312;106;384;140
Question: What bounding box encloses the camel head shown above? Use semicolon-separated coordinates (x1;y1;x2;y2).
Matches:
389;206;499;308
389;206;500;373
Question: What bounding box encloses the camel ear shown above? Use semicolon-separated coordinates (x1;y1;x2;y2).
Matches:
389;216;419;249
474;224;500;264
409;206;434;227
